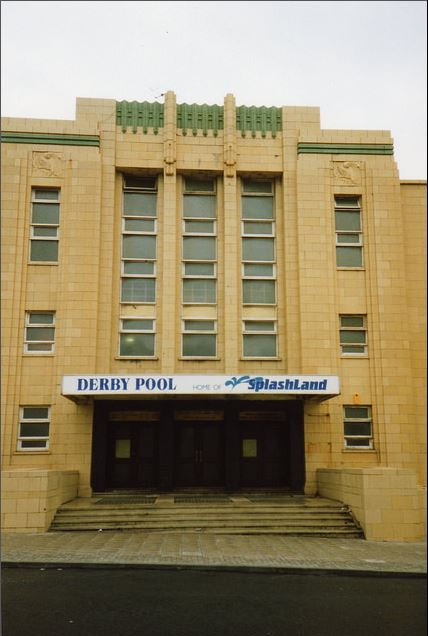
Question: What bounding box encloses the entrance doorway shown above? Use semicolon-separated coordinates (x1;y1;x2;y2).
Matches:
106;421;158;488
174;421;225;487
240;420;289;487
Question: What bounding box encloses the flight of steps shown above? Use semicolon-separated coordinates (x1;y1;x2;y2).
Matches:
49;494;364;538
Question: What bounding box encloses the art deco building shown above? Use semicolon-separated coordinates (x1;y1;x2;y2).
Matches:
1;92;426;540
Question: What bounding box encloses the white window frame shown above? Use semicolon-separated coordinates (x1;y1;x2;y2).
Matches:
119;318;156;358
183;262;216;278
339;315;367;356
29;188;60;263
182;278;217;305
343;405;373;449
121;175;158;305
182;319;217;358
24;311;55;354
17;406;50;451
242;279;276;306
335;196;363;267
242;320;277;358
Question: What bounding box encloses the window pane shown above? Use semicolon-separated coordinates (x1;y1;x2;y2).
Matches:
124;176;157;189
184;220;215;234
26;327;55;341
335;197;359;208
242;180;272;194
336;246;362;267
242;238;274;261
121;278;155;302
32;203;59;224
122;235;156;259
123;261;154;275
28;313;54;325
183;334;216;356
33;190;59;200
344;421;371;436
345;438;371;447
243;222;273;235
243;334;277;357
184;263;215;276
20;440;47;449
244;321;275;332
33;227;58;237
242;439;258;457
22;407;49;419
340;330;366;344
124;219;155;232
344;406;369;419
122;319;153;330
183;237;216;260
337;233;360;244
243;280;275;304
123;192;157;216
27;343;53;351
184;320;215;331
20;422;50;437
184;178;215;192
30;240;58;262
341;316;364;328
120;333;155;356
342;345;366;354
243;263;273;277
242;196;273;219
183;279;216;303
183;195;216;218
335;211;361;231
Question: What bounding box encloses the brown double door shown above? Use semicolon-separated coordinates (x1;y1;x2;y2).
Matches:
107;422;158;488
174;421;225;487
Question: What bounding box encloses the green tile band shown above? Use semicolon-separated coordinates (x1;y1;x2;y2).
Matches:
116;101;164;134
1;132;100;146
177;104;224;137
298;143;393;155
236;106;282;138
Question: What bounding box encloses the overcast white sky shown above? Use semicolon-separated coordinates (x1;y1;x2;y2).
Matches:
1;0;426;179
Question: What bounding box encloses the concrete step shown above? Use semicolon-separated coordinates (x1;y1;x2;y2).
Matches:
51;516;357;528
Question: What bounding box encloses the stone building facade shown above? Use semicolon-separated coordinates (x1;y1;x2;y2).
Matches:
1;92;426;540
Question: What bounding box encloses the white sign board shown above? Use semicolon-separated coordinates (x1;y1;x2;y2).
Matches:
62;374;340;397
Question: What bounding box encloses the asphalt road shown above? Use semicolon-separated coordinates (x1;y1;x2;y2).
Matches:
2;567;426;636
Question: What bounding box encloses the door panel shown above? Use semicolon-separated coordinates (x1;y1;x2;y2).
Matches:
239;420;288;487
107;422;158;488
175;422;224;487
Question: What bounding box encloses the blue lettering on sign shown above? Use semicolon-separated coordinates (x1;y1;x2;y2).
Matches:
135;377;176;392
246;377;329;393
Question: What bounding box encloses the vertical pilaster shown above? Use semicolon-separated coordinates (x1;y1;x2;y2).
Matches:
223;94;239;372
160;91;177;372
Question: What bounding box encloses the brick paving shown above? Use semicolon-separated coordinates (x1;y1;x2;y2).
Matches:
2;531;426;574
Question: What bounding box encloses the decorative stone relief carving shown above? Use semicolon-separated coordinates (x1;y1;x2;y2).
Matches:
32;152;65;177
333;161;362;185
164;140;176;176
224;142;236;177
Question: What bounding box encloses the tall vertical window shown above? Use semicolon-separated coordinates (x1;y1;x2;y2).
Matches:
335;196;363;267
241;180;276;305
24;312;55;353
17;406;50;451
121;176;157;303
343;406;373;449
119;319;155;357
30;189;60;262
182;177;217;304
339;315;367;355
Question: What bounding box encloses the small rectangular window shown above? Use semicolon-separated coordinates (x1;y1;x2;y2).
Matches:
18;406;50;451
242;238;275;262
183;263;216;277
121;278;156;303
335;197;363;267
242;180;273;194
183;236;216;261
243;280;276;304
24;312;55;353
340;315;367;355
119;319;155;357
243;321;277;358
30;189;60;263
182;320;216;357
343;405;373;449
